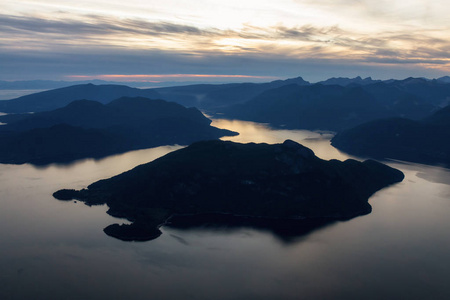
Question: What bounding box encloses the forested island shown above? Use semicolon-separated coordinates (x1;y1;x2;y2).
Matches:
54;140;404;241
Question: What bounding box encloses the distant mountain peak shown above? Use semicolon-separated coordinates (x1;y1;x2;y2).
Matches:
401;77;428;84
437;76;450;83
318;76;379;86
269;76;310;86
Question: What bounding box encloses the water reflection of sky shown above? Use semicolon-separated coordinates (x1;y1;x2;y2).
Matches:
0;118;449;300
212;118;355;161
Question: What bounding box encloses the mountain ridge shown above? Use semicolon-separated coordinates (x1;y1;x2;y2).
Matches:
331;104;450;167
0;97;236;164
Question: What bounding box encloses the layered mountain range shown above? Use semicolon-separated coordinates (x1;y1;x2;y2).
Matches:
0;97;236;164
2;76;449;132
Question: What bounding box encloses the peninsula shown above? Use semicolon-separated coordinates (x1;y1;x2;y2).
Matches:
0;97;236;164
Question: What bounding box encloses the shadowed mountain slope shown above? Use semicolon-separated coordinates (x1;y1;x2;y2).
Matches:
222;84;389;131
154;76;310;110
0;97;236;164
221;78;449;131
331;105;450;167
0;84;161;113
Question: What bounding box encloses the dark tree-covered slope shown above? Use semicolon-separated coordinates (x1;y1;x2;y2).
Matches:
220;78;450;131
0;97;236;164
0;97;212;131
155;76;310;110
54;140;404;241
331;105;450;167
0;84;161;113
222;84;390;131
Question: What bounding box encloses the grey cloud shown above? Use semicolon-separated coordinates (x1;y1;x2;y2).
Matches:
0;46;446;83
366;57;450;65
2;13;448;60
0;12;449;82
274;25;343;40
0;14;220;38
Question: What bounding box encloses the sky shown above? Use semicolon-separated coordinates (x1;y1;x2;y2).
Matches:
1;0;449;83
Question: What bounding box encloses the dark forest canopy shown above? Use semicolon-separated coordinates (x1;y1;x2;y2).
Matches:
331;105;450;168
3;77;450;131
220;78;450;131
0;97;236;164
54;140;404;242
0;83;161;113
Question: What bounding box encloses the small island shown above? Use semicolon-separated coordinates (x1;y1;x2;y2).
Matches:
54;140;404;241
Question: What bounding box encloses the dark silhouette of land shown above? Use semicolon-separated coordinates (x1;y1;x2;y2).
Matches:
0;97;236;164
54;140;404;242
0;83;161;113
317;76;381;86
2;77;449;132
331;105;450;167
164;213;338;244
154;76;310;110
221;77;450;131
0;78;310;113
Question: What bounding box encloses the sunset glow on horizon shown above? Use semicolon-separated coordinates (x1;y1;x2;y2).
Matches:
67;74;278;82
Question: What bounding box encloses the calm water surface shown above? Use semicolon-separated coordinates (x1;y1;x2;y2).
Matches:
0;119;449;300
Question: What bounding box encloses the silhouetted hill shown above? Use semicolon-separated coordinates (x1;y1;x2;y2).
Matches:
0;124;124;164
358;81;435;119
0;97;211;131
423;104;450;127
0;97;236;164
221;78;450;131
0;79;184;90
54;139;404;241
0;84;161;113
437;76;450;83
155;76;310;110
222;84;391;131
318;76;380;86
385;77;450;107
331;105;450;167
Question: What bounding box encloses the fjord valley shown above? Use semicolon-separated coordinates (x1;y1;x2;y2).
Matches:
3;0;450;297
3;76;450;131
1;76;450;166
1;75;450;300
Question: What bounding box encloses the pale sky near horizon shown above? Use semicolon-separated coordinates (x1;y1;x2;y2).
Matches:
1;0;449;82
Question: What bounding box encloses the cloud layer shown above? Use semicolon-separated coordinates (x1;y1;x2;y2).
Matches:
1;0;449;81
